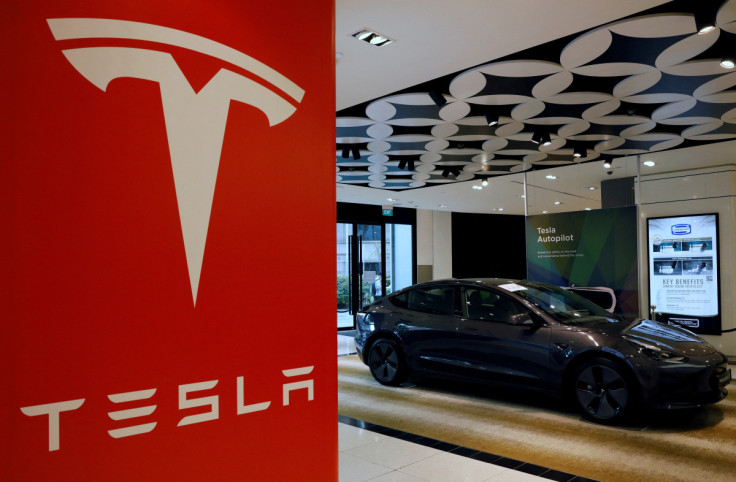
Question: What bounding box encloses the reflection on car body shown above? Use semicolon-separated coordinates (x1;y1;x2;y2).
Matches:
355;278;730;423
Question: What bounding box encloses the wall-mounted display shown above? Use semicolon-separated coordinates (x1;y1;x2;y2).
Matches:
525;207;639;318
647;214;721;334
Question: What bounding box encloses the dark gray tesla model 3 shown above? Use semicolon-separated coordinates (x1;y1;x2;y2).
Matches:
355;279;730;423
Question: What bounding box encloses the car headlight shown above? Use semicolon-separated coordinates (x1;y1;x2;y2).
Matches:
356;313;374;332
626;339;688;363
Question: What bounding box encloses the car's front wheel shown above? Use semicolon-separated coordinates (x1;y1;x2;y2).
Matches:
573;358;634;423
368;338;407;386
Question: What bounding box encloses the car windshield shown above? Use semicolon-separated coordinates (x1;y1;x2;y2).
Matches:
499;280;618;324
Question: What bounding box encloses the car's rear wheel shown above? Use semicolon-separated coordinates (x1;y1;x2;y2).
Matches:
368;339;407;386
573;358;633;423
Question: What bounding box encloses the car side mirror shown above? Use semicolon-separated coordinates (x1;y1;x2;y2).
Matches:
509;312;535;326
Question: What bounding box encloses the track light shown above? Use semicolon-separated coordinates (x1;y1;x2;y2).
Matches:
573;145;586;158
397;159;415;171
428;91;447;107
603;158;612;169
441;166;461;178
341;146;350;159
694;10;716;34
531;130;551;146
481;178;488;187
351;146;361;160
721;56;735;69
484;112;499;126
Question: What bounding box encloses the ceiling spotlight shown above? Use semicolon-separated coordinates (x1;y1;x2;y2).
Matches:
484;112;499;126
603;158;612;169
472;184;483;190
588;186;597;190
694;10;716;35
498;208;504;212
643;160;656;167
352;29;394;47
721;57;735;69
429;91;447;107
554;201;562;205
481;178;488;187
573;145;586;158
546;175;557;180
585;208;592;211
351;146;361;160
341;146;350;159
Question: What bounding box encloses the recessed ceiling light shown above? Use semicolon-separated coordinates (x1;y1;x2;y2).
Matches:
386;198;397;202
520;194;526;198
542;210;549;214
472;184;483;190
352;29;394;47
498;208;504;212
546;175;557;179
721;57;735;69
643;160;655;167
481;178;489;187
554;201;562;205
588;186;597;190
439;204;448;208
585;208;592;211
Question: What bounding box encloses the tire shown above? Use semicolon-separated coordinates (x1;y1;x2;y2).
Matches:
572;358;635;423
368;338;407;386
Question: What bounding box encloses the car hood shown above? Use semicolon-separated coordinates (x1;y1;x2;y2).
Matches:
573;317;716;356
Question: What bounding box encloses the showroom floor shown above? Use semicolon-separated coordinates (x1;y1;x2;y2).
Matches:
338;333;736;481
337;335;587;482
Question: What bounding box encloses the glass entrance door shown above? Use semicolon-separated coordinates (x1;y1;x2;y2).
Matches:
337;223;383;330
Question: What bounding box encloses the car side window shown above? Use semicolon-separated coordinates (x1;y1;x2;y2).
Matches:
390;292;409;308
406;286;455;315
463;287;526;324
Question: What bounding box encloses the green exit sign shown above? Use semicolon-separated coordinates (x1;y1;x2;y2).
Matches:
382;207;393;216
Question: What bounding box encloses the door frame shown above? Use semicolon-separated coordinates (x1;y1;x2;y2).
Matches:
337;203;417;331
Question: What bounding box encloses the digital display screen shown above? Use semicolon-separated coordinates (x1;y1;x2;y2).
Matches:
647;214;720;334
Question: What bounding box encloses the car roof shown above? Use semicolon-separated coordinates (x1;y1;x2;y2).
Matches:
401;278;522;290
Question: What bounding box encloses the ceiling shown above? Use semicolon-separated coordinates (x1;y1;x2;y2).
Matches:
334;0;736;215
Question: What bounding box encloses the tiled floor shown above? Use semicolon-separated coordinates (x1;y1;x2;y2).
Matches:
338;422;549;482
337;334;581;482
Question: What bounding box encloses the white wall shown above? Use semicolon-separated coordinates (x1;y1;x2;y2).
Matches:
416;209;452;280
433;210;453;279
637;165;736;355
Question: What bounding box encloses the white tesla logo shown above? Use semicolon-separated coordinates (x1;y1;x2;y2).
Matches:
47;18;304;305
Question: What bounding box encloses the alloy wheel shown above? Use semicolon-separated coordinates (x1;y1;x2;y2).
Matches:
575;364;629;420
369;341;400;384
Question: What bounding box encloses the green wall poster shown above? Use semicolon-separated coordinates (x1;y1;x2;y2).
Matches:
525;206;639;318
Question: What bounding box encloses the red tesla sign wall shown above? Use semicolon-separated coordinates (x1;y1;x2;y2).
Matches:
2;1;336;480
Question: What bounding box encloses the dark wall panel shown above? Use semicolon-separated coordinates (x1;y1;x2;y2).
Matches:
452;213;527;279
